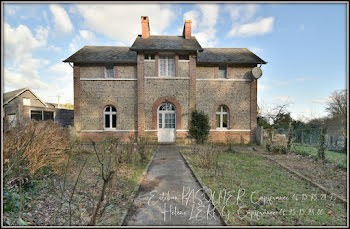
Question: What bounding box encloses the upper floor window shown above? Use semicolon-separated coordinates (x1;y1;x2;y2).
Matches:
23;98;30;106
159;55;175;77
145;54;155;60
105;64;115;78
218;65;227;79
179;55;189;60
216;105;229;129
104;105;117;129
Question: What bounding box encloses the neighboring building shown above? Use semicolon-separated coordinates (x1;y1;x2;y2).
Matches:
63;16;267;143
3;88;74;127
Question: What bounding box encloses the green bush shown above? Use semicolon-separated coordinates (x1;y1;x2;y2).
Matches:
189;110;210;144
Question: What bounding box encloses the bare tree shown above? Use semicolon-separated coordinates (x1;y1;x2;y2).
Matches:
259;102;292;126
326;89;347;135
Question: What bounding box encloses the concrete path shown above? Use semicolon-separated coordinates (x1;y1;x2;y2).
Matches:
123;145;223;226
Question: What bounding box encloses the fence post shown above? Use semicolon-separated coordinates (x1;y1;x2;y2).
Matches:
301;129;304;145
318;127;326;161
287;122;293;152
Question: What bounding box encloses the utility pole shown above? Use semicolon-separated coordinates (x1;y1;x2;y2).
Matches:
58;96;60;108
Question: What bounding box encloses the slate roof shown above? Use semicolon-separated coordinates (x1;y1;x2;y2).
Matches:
130;35;203;52
63;44;266;65
3;88;26;104
3;88;47;106
63;46;137;63
197;48;267;64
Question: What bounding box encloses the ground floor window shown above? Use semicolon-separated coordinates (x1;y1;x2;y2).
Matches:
31;110;54;121
104;105;117;129
216;105;229;129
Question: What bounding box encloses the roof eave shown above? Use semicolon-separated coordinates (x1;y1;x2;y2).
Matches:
63;60;137;64
197;61;267;65
129;47;203;52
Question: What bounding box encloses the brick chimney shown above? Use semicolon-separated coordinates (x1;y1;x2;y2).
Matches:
183;20;192;39
141;16;150;38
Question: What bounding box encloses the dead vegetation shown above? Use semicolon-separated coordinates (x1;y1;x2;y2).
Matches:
3;121;157;226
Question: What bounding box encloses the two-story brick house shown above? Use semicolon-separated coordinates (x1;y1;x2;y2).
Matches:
64;16;266;143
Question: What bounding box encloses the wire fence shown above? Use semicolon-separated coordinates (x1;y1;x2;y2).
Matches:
263;125;347;153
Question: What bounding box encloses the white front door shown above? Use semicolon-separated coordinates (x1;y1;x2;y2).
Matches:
158;103;176;143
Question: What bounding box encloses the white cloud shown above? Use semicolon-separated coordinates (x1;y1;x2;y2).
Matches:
311;96;331;104
4;23;47;63
49;62;72;76
182;4;219;47
79;30;96;43
227;4;258;23
258;83;272;91
228;17;274;37
5;5;18;16
271;79;289;86
183;10;200;30
4;68;50;91
49;4;74;34
272;96;294;104
75;4;174;44
48;45;62;52
4;23;52;95
299;24;305;31
69;30;96;53
248;47;263;54
296;77;314;82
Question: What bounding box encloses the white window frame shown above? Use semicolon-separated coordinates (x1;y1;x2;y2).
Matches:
218;65;227;79
104;106;117;130
104;65;115;78
216;105;229;129
158;55;175;77
157;103;176;129
23;98;30;106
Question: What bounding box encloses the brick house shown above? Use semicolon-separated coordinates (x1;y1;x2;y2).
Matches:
3;88;74;127
63;16;266;143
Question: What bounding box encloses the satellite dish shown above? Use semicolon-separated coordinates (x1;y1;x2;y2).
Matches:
252;67;263;79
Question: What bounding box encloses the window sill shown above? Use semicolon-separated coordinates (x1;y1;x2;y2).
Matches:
144;59;155;62
145;76;189;80
103;128;117;131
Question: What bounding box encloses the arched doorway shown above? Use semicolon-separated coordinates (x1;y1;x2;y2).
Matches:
158;103;176;143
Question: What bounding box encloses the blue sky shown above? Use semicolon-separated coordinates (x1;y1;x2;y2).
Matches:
3;3;347;121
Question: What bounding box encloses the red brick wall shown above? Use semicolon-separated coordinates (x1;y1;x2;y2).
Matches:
151;97;182;130
79;131;137;142
137;54;145;137
250;79;257;143
188;54;196;127
209;131;251;143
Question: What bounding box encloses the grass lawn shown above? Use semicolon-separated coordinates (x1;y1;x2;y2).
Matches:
182;148;347;226
292;143;347;169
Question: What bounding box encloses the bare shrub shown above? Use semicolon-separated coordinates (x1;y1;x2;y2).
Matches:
196;144;222;174
88;139;118;226
265;133;288;154
136;137;153;164
3;120;70;184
